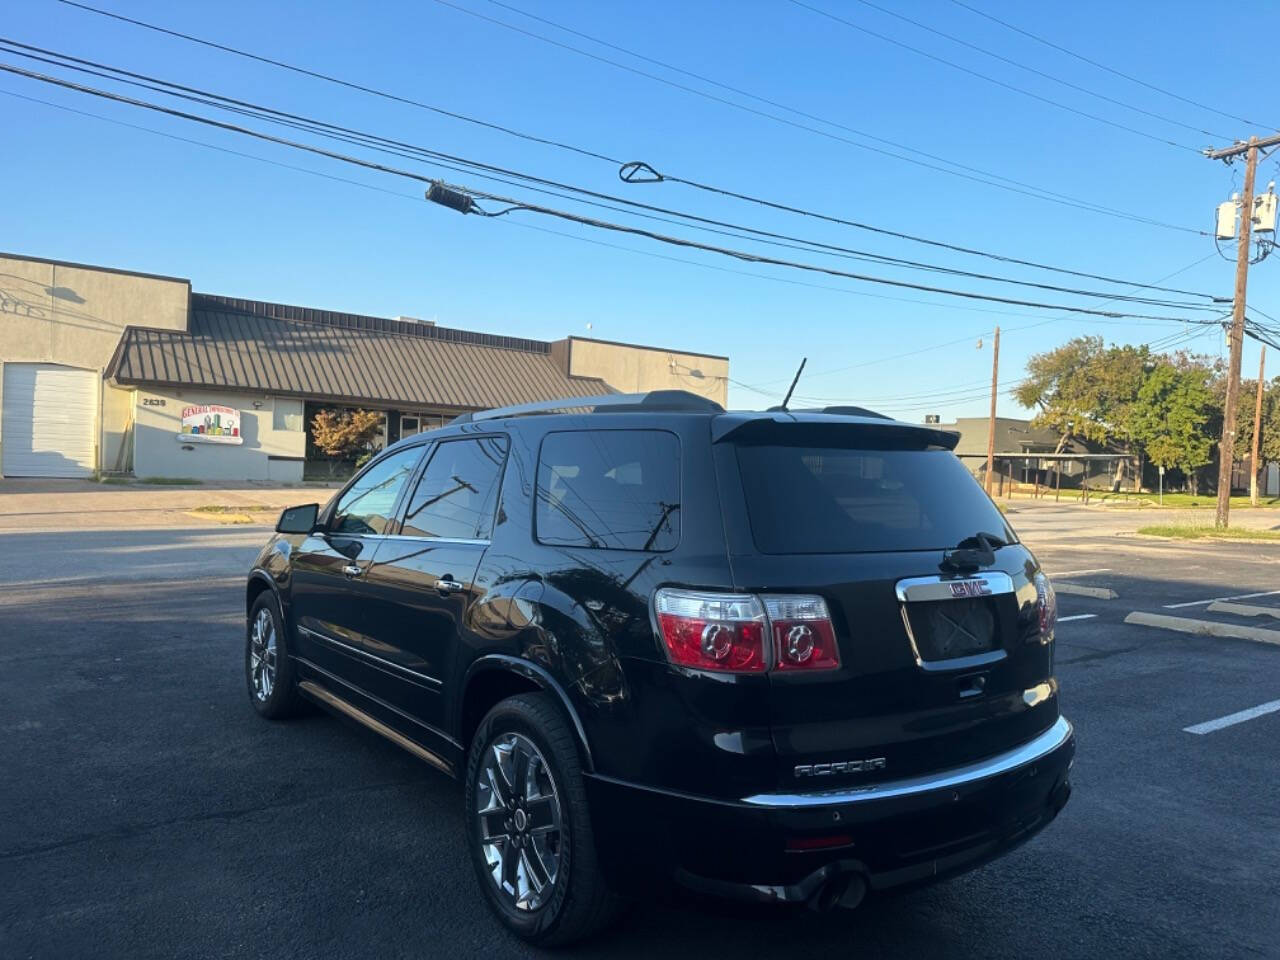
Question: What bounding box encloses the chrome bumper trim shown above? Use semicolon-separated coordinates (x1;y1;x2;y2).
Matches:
742;716;1073;809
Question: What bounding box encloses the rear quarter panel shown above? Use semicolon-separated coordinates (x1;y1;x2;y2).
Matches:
458;416;774;797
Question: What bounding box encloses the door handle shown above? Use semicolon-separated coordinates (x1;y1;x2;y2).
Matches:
436;577;464;594
342;563;361;579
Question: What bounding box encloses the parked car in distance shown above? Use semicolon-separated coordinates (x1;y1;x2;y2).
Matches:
245;390;1074;945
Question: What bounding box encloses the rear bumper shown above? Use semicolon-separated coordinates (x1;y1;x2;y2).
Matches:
584;716;1074;903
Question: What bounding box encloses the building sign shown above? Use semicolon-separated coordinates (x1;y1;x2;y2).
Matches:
177;404;243;444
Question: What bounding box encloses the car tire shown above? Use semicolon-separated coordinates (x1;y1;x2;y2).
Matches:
245;590;305;720
465;692;624;946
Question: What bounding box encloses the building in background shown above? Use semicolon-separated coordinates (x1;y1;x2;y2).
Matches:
0;252;729;481
938;415;1138;494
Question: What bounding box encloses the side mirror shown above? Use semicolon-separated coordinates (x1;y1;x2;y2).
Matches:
276;503;320;534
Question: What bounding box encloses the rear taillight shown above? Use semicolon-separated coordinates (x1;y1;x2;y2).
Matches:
654;589;767;672
653;588;840;674
763;595;841;671
1034;572;1057;640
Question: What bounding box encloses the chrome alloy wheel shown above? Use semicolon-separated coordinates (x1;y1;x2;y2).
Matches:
249;606;277;702
476;732;563;911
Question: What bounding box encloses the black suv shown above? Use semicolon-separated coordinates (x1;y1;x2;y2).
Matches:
245;391;1073;945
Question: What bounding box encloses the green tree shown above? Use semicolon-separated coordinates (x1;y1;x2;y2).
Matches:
1016;337;1150;488
1129;363;1216;492
1016;337;1150;452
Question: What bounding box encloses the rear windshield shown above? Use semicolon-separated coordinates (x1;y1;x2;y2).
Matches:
735;444;1013;554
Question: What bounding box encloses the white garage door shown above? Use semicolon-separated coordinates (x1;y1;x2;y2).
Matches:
2;363;98;478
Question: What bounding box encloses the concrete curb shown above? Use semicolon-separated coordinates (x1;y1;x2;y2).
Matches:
1055;583;1119;600
1130;532;1280;545
1124;611;1280;646
1206;601;1280;620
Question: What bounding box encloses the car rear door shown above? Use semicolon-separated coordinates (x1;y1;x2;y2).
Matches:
713;417;1058;792
360;435;510;730
289;444;425;687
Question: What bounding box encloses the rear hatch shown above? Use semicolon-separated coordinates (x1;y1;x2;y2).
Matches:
712;414;1058;791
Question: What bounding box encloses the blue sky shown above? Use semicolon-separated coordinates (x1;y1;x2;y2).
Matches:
3;0;1276;418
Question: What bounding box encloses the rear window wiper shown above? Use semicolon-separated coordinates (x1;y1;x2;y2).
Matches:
941;531;1006;572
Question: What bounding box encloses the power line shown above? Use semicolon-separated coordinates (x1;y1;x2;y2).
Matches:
47;2;1214;270
0;87;423;202
756;253;1223;387
8;76;1254;404
780;321;1225;410
789;2;1200;155
0;80;1221;338
2;59;1226;326
792;0;1225;143
441;177;1226;322
425;0;1204;233
639;167;1219;298
947;0;1276;131
51;0;624;166
0;40;1224;311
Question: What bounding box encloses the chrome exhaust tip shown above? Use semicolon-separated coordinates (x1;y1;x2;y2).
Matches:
807;872;867;912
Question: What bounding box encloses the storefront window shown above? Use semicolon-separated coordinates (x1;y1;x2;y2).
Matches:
272;400;304;432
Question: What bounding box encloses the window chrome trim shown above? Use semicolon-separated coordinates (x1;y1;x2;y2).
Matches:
381;534;491;546
894;571;1015;603
741;716;1072;808
297;625;442;687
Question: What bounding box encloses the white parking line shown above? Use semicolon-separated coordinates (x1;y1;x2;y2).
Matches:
1053;568;1112;578
1163;589;1280;609
1184;699;1280;735
1057;614;1098;622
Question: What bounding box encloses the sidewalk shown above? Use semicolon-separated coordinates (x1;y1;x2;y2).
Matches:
0;478;341;532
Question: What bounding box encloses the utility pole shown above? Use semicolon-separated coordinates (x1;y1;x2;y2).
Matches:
1204;134;1280;527
984;325;1000;496
1251;346;1266;506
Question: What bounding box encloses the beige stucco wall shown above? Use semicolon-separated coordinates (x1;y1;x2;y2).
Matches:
101;383;136;473
132;388;306;482
0;254;190;472
561;337;729;406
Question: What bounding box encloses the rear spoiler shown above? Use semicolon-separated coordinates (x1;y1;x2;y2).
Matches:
711;412;960;451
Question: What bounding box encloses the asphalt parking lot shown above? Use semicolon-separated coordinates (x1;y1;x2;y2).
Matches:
2;503;1278;959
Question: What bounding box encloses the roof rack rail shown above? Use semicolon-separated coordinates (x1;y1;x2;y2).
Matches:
452;389;724;424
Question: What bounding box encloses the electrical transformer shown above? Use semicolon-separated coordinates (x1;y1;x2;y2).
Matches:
1216;197;1238;240
1254;184;1277;234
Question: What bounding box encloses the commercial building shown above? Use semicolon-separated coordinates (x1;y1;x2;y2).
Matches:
938;416;1133;493
0;252;729;481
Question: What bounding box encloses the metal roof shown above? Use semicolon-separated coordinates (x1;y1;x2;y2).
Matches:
107;295;613;411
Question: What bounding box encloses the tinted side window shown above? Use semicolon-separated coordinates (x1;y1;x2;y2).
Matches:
331;446;424;536
402;436;509;540
535;430;680;551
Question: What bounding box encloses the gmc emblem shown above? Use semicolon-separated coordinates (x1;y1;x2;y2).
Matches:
949;580;992;598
